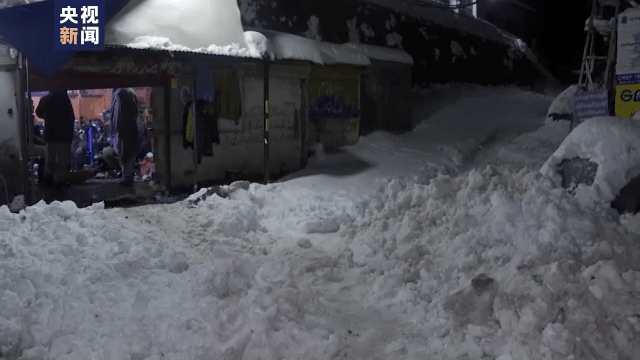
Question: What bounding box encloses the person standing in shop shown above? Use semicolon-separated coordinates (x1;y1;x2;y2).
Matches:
35;89;75;185
109;88;140;187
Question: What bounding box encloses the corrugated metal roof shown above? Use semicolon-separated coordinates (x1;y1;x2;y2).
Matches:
104;44;263;62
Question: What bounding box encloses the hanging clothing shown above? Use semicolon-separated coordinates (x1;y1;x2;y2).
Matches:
183;100;195;149
182;100;220;164
198;99;220;147
137;117;152;160
215;72;242;121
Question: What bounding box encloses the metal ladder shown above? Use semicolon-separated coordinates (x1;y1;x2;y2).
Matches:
578;0;621;92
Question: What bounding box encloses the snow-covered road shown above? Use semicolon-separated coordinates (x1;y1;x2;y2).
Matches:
2;84;640;360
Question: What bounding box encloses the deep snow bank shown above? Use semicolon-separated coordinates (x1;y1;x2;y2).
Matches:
5;84;638;360
0;200;340;360
540;117;640;208
547;85;577;120
331;165;640;360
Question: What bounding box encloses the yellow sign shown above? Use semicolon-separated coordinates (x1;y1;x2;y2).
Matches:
171;77;178;89
350;118;358;131
615;83;640;117
265;117;270;132
308;66;360;118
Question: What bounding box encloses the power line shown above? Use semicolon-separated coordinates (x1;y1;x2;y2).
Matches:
400;0;480;10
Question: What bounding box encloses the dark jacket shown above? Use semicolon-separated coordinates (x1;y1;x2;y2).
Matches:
182;99;220;164
35;90;75;143
110;88;140;160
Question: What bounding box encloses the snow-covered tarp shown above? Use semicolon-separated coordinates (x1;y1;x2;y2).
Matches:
105;0;260;58
540;117;640;207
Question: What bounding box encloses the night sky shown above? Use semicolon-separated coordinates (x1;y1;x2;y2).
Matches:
536;0;592;83
480;0;592;83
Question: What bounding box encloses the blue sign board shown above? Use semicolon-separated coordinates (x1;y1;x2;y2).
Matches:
196;65;214;103
573;89;609;126
54;0;105;51
310;95;360;119
616;73;640;85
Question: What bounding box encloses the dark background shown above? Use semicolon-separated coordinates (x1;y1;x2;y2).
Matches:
479;0;592;83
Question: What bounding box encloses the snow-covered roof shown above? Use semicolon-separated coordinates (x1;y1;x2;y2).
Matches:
105;0;260;59
342;43;414;65
101;0;413;66
255;29;413;66
260;30;371;66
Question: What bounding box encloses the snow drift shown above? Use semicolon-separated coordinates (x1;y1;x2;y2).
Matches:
3;84;640;360
547;85;577;121
540;117;640;207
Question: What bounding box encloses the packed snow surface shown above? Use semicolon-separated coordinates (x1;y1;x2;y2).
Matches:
3;85;640;360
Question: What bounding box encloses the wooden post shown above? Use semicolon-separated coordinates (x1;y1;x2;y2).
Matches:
21;57;35;205
163;85;172;191
192;69;198;193
263;58;270;183
16;54;29;204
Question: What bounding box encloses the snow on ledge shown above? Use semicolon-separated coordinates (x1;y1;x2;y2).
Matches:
120;36;262;58
108;29;412;66
540;117;640;205
264;31;371;66
342;43;414;65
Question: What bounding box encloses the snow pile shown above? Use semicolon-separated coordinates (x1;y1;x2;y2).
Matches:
0;201;340;360
475;116;570;169
547;85;577;120
5;83;640;360
254;184;361;236
260;30;415;65
585;17;613;34
338;166;640;359
106;0;256;57
263;31;371;66
540;117;640;207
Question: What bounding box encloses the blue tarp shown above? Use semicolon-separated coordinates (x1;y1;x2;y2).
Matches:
0;0;131;77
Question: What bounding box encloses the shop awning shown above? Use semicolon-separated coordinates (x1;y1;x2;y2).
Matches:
28;47;182;91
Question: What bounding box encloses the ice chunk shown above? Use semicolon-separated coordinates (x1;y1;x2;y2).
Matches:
542;323;575;356
444;274;499;327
